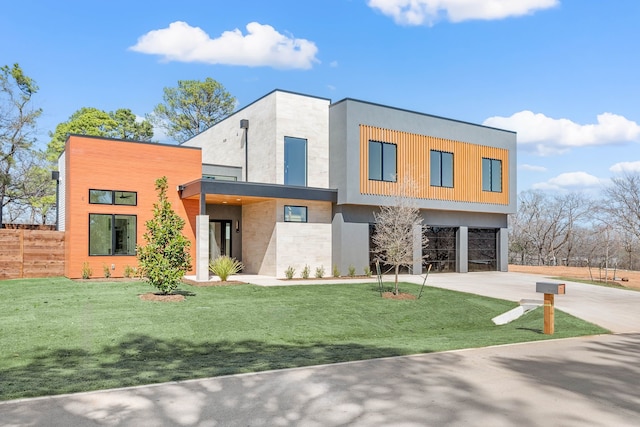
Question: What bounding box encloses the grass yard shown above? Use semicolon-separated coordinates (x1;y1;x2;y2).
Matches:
0;277;608;401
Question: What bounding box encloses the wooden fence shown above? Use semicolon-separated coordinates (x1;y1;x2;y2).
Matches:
0;229;65;279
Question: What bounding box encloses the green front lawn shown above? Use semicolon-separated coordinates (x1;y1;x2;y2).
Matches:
0;277;607;400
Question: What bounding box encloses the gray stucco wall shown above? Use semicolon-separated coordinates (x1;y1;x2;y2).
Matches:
332;204;508;274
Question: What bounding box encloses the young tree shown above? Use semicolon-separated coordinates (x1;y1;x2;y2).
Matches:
149;77;236;143
371;181;429;295
0;63;42;227
137;176;191;295
46;107;154;161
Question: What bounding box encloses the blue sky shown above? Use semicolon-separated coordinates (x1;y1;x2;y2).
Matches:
2;0;639;195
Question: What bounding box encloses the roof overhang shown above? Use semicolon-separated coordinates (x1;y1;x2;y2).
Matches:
179;179;337;206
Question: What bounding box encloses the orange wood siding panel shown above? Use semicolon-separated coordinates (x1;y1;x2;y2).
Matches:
360;125;509;205
64;136;202;278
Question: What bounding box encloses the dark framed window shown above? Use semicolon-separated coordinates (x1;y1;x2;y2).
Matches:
284;205;308;222
430;150;454;187
368;140;397;182
89;189;137;206
482;158;502;192
284;136;307;186
89;214;136;255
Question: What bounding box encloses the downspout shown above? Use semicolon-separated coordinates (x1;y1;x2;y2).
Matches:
240;119;249;182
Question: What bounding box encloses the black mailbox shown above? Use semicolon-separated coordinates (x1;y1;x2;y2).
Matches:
536;282;565;295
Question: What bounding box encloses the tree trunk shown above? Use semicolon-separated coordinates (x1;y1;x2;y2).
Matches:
394;264;399;295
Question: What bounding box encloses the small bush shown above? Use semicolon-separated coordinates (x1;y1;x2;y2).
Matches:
301;265;310;279
103;264;111;279
348;265;356;277
209;256;244;282
315;265;325;279
81;262;92;279
123;265;134;278
333;264;340;277
364;265;372;277
285;266;295;279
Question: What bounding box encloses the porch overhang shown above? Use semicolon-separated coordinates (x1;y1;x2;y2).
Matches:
179;179;338;207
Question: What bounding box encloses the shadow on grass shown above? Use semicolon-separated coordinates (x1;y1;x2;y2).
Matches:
0;334;410;400
515;327;544;334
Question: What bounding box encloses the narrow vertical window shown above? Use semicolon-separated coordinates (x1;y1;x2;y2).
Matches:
482;158;502;192
368;141;396;182
284;136;307;186
369;141;382;181
430;150;453;188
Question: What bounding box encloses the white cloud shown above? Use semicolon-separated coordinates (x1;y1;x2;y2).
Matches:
610;161;640;174
519;164;547;172
532;172;602;191
130;21;319;70
484;111;640;156
367;0;558;26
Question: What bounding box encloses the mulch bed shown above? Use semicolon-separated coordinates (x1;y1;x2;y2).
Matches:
139;293;185;302
382;291;417;300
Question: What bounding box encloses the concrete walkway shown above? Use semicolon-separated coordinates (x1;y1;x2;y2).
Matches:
2;272;640;426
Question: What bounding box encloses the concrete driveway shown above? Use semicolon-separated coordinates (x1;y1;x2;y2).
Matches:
2;272;639;426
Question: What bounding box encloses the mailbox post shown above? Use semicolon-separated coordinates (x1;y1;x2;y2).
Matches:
535;282;565;335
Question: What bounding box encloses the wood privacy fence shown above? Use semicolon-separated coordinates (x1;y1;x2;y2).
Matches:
0;230;65;279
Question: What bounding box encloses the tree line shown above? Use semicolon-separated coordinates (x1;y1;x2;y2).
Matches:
0;63;235;226
509;174;640;271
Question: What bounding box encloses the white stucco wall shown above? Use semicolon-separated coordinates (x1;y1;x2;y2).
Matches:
183;90;329;188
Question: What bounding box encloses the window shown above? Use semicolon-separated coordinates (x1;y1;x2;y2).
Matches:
89;189;137;206
284;136;307;186
284;205;307;222
430;150;454;187
89;214;136;255
203;175;237;181
368;141;397;182
482;158;502;192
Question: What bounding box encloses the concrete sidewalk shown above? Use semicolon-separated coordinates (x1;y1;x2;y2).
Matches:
3;272;640;426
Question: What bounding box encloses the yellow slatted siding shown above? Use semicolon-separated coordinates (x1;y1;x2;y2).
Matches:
360;124;509;205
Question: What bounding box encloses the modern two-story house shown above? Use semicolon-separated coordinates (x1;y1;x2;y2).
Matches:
59;89;516;279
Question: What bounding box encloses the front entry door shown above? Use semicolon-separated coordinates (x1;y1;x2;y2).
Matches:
209;220;232;260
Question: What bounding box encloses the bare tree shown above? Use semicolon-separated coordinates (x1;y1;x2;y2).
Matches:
371;180;429;295
509;190;592;266
604;173;640;242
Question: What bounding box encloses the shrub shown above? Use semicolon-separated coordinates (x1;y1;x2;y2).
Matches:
315;265;325;279
285;266;295;279
123;265;134;278
209;255;244;282
103;264;111;279
81;262;92;279
333;264;340;277
348;265;356;277
364;265;372;277
301;265;310;279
